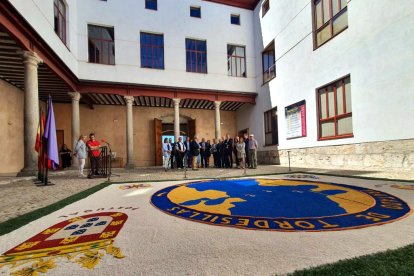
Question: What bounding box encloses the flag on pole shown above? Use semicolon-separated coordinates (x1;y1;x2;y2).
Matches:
44;96;59;170
35;111;45;152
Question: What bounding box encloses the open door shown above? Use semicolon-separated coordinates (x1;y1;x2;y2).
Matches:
154;118;163;166
188;119;196;140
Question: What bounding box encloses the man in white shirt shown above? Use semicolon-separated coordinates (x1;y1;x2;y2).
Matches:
249;134;258;169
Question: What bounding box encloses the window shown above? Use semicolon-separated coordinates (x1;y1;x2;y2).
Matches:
313;0;348;48
140;32;164;69
88;25;115;65
264;107;278;146
145;0;157;10
317;76;352;140
227;45;246;77
186;39;207;73
262;0;270;17
262;41;275;83
190;6;201;18
54;0;67;45
231;14;240;25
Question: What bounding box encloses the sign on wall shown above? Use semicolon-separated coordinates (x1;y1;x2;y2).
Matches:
285;100;307;139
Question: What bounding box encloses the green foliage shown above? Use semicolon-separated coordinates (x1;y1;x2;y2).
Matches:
289;244;414;276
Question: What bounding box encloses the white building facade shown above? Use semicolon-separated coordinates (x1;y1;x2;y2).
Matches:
1;0;413;173
237;0;414;170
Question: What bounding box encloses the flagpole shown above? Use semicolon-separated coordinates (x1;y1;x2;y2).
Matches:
44;98;50;186
37;107;42;182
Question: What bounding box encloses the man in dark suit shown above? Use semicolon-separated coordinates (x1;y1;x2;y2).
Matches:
190;136;200;170
221;136;227;168
185;136;191;168
169;138;175;169
244;133;250;168
176;136;186;169
225;134;233;168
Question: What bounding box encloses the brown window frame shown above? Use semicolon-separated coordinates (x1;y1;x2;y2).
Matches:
262;0;270;17
227;45;246;78
316;75;353;141
88;25;115;65
264;107;278;146
312;0;348;49
262;41;276;84
186;38;207;74
54;0;67;45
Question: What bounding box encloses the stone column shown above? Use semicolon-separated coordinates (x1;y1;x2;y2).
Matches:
124;96;135;169
68;92;81;168
214;101;221;140
172;98;181;141
19;51;43;175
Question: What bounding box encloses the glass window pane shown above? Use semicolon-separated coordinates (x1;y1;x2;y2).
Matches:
341;0;347;9
323;0;331;23
102;41;109;64
88;25;101;39
332;0;340;16
333;11;348;35
344;77;352;112
228;45;236;56
327;86;335;117
231;15;240;25
319;91;327;119
315;0;323;29
241;58;246;77
58;0;65;11
336;81;344;115
263;53;269;72
316;24;331;46
197;41;206;51
110;43;115;65
186;52;191;71
227;57;232;75
236;46;245;57
321;121;335;137
338;116;353;135
231;57;236;76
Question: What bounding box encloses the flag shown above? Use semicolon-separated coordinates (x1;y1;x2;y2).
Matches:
35;111;45;152
44;96;59;170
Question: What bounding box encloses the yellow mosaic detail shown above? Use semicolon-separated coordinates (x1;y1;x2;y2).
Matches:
100;231;116;239
68;217;83;223
42;228;61;235
14;242;40;251
110;220;124;226
60;237;79;245
110;213;123;218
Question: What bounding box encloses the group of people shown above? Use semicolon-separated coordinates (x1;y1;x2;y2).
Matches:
162;133;258;171
59;133;102;177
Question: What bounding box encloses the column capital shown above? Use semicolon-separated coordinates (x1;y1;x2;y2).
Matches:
68;92;82;102
124;95;134;105
172;98;181;106
18;50;43;66
214;101;222;108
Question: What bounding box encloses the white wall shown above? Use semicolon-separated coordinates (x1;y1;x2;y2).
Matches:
238;0;414;150
9;0;79;74
9;0;256;93
75;0;256;92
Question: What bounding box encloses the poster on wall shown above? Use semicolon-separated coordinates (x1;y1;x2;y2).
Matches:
285;100;307;139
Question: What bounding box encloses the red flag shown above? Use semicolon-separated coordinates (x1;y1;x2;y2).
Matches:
35;112;45;152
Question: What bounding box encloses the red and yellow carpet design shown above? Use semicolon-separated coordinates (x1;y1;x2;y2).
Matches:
0;212;127;275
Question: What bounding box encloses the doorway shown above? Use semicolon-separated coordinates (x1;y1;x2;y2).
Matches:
154;118;196;166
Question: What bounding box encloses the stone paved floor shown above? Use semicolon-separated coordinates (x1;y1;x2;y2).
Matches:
0;165;413;223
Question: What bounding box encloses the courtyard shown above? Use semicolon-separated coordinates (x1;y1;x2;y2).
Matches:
0;166;413;275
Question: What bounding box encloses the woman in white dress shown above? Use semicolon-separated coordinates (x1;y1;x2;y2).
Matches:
74;135;87;177
162;138;171;171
